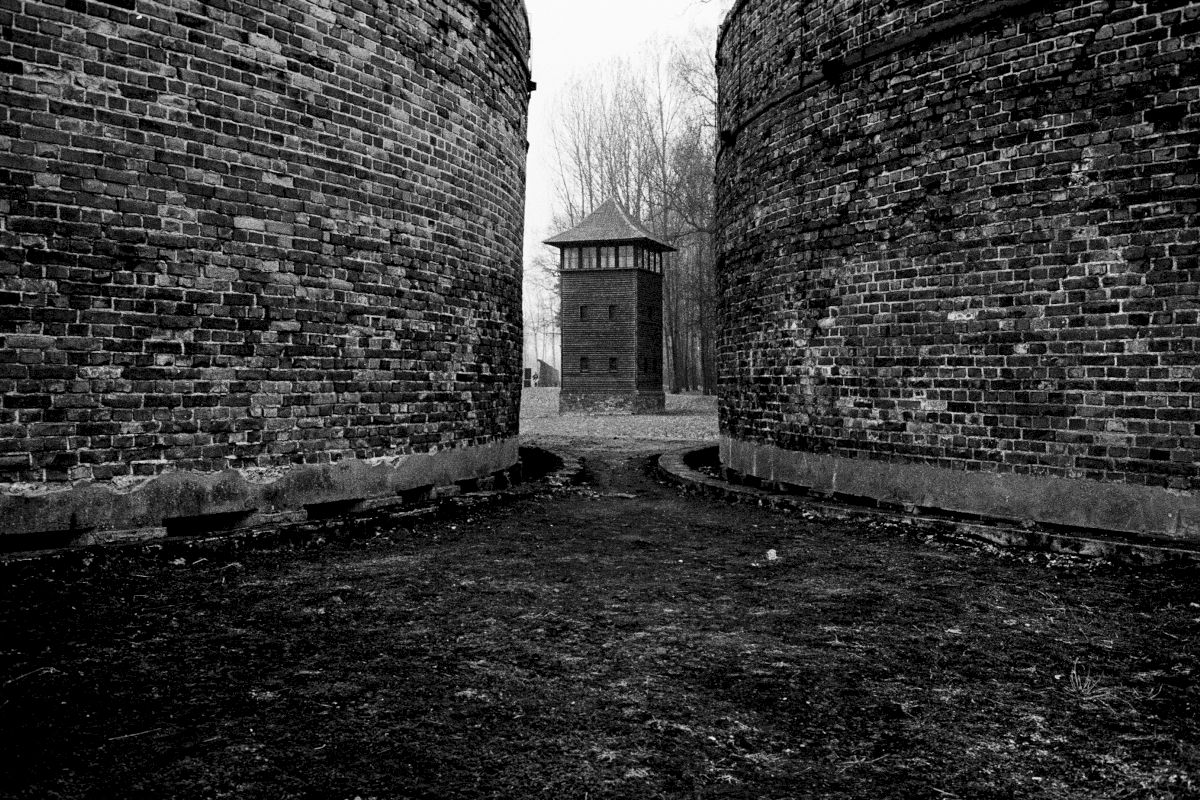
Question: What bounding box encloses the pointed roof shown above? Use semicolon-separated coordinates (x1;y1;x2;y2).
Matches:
544;198;676;251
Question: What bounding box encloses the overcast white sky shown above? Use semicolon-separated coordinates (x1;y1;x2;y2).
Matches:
520;0;727;265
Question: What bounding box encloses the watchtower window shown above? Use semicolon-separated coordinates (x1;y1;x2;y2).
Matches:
608;358;618;373
563;248;580;270
580;357;590;373
581;247;596;269
619;245;634;268
580;305;588;320
608;305;616;320
600;246;617;269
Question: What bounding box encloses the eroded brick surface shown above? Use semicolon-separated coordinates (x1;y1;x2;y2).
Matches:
717;0;1200;491
0;0;530;486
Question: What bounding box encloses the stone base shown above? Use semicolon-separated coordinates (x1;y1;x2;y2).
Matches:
0;438;519;546
559;391;665;415
722;436;1200;541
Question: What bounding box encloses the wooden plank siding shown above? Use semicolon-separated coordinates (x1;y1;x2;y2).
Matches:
635;269;664;393
561;269;663;395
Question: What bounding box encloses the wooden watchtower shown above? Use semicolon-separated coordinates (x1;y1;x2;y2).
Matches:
545;199;674;414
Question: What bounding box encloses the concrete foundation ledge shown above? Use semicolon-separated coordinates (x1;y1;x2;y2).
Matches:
0;438;519;551
656;444;1200;567
723;437;1200;543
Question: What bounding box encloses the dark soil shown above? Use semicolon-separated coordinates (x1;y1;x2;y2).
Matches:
2;437;1198;799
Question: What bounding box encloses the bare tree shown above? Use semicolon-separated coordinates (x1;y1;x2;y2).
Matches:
665;30;718;392
544;30;718;394
523;248;561;377
662;30;718;393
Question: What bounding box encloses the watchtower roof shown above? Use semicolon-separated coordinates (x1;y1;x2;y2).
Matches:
544;198;676;251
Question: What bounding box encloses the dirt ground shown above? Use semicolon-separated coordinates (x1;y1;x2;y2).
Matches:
1;390;1197;799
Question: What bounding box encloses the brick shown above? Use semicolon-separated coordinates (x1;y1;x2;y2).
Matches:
0;453;31;471
717;0;1200;490
0;0;529;492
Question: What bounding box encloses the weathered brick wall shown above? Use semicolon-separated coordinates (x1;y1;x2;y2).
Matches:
0;0;530;539
716;0;1200;537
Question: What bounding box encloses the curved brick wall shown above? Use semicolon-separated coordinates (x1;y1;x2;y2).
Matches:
716;0;1200;539
0;0;530;542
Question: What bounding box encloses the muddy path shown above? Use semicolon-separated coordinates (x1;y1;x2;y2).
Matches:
1;439;1198;799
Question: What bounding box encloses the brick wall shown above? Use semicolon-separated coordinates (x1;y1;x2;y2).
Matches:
716;0;1200;537
0;0;530;539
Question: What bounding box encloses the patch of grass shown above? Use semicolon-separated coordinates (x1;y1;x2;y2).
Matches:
1063;659;1162;715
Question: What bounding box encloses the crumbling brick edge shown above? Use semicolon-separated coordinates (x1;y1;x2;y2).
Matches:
1;439;519;542
0;446;585;565
657;446;1200;568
